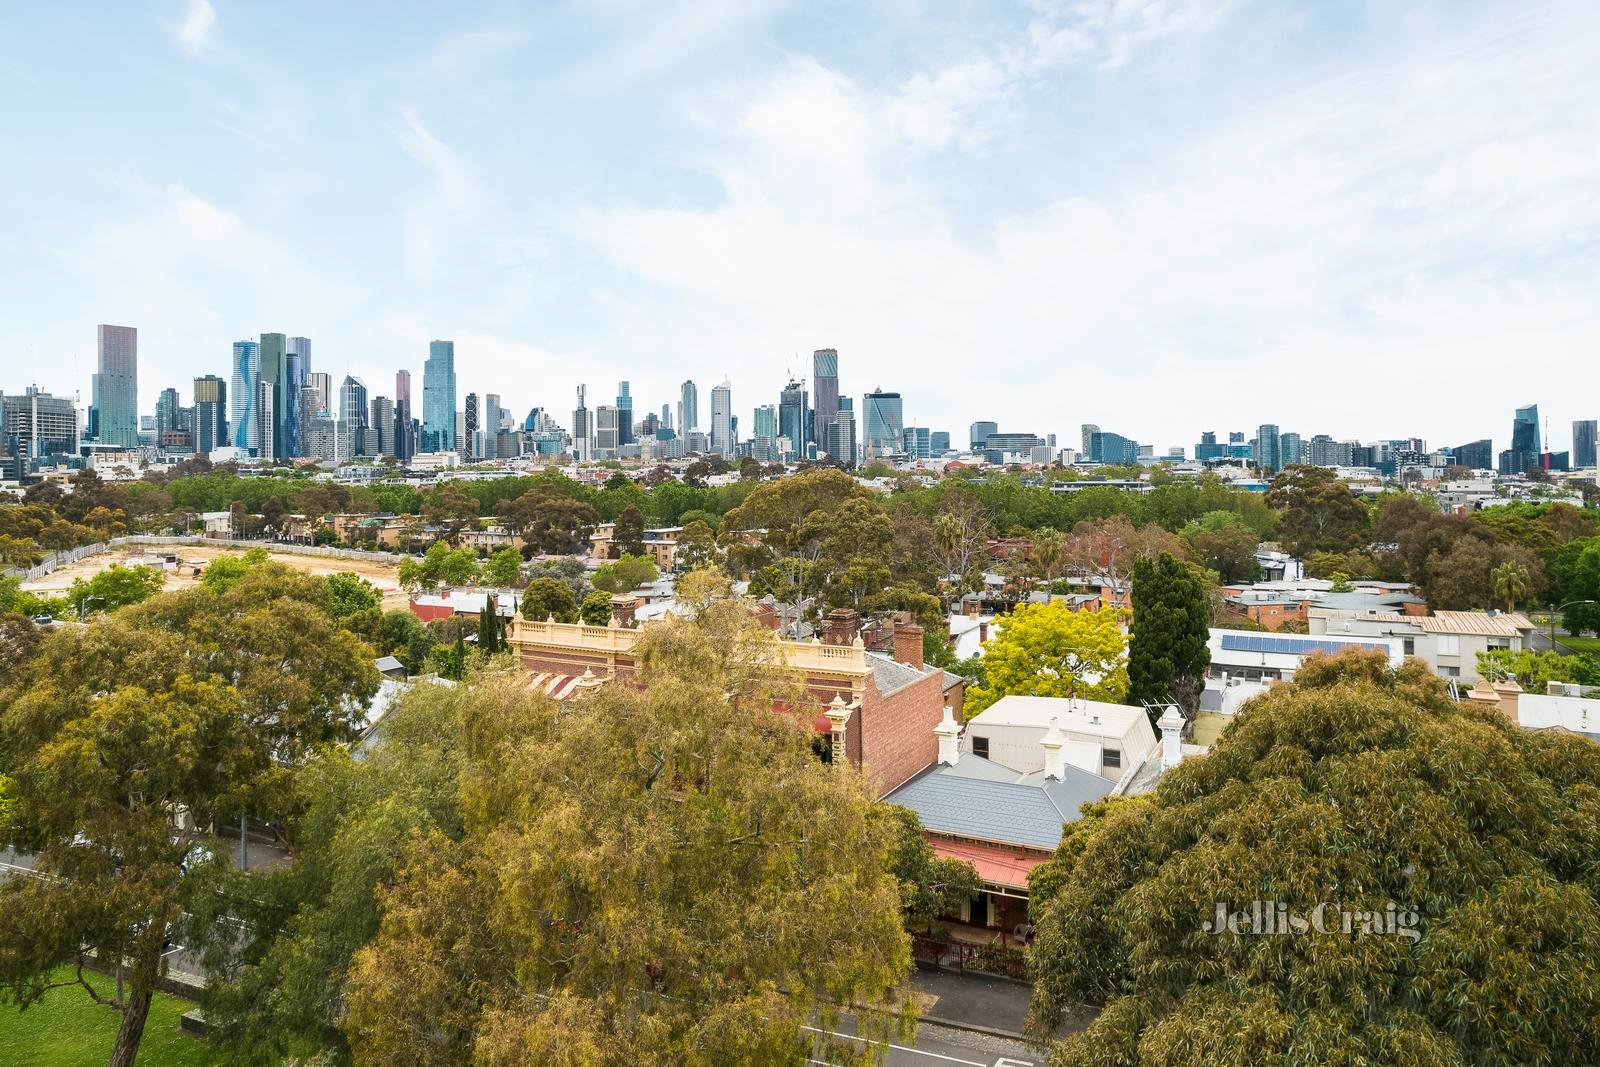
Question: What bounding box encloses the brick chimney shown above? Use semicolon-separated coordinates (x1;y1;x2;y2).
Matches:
1491;678;1524;723
609;594;638;628
750;601;780;631
893;622;925;669
823;608;859;646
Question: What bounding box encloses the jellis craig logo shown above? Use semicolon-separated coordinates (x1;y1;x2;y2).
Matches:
1205;900;1421;943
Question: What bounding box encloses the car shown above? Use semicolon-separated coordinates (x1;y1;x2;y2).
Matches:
30;614;56;626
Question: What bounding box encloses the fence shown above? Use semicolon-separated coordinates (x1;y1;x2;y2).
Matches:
5;535;407;581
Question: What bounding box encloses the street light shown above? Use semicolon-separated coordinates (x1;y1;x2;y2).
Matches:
1549;600;1597;652
76;595;106;622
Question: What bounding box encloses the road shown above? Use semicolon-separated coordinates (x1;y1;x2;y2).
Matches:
809;1015;1045;1066
1526;628;1576;655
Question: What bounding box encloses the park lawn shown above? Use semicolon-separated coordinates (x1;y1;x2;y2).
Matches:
1560;634;1600;655
0;967;220;1067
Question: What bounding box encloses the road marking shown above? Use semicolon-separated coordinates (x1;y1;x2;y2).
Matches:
802;1024;988;1066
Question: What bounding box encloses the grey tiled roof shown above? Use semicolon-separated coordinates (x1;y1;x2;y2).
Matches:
865;651;929;695
884;762;1113;850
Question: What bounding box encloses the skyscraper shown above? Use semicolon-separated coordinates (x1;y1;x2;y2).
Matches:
710;381;733;457
661;403;672;431
285;336;310;457
596;404;620;456
616;381;633;447
752;403;777;443
93;324;139;447
969;421;998;452
193;375;227;455
422;341;457;452
572;385;592;462
304;372;332;417
862;389;903;458
258;333;288;461
812;349;839;450
395;369;413;460
902;426;931;459
828;405;858;468
778;379;808;459
370;396;395;458
1255;423;1282;472
1277;431;1303;469
679;380;699;435
464;392;479;457
485;393;502;434
1499;404;1540;475
339;375;369;457
155;387;182;439
1572;420;1596;469
230;339;260;451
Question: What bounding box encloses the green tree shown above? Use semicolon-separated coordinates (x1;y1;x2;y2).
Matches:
1476;648;1579;690
1267;465;1371;557
375;608;433;673
1028;651;1600;1066
964;602;1128;717
1180;511;1262;584
398;542;481;592
518;576;579;623
325;572;382;619
498;487;599;555
481;546;524;588
1492;559;1532;613
423;482;482;546
476;594;503;655
611;503;647;557
880;805;982;933
591;553;659;595
200;548;272;592
343;598;915;1064
579;590;613;626
0;566;379;1067
65;563;164;618
675;518;718;570
189;678;468;1063
1128;554;1212;717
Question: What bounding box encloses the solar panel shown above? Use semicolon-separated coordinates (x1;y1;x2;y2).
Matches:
1219;634;1390;657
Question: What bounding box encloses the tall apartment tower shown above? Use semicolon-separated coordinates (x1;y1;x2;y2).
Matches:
572;384;592;462
464;392;479;457
192;375;228;455
779;379;808;460
710;380;733;457
230;339;260;451
93;324;139;447
1254;424;1282;472
862;389;903;458
616;382;633;446
422;341;457;453
257;333;288;461
284;336;310;457
1574;420;1598;469
812;348;839;450
395;369;413;461
339;375;369;457
370;397;395;458
679;380;699;435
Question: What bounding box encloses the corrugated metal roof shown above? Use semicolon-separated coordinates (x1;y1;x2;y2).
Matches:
1369;610;1533;636
884;762;1113;850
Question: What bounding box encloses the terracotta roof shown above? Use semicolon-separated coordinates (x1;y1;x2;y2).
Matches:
1369;610;1533;636
929;838;1046;891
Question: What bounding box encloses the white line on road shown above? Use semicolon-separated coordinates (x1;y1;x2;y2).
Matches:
801;1024;989;1066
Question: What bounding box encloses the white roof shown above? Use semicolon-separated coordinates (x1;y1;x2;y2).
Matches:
1518;693;1600;739
971;694;1147;735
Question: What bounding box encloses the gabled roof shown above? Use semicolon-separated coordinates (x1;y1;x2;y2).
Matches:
1368;610;1533;636
884;759;1113;850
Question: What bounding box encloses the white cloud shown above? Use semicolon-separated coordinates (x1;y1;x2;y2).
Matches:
174;0;216;56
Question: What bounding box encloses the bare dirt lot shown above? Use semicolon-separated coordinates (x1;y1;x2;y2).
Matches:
21;544;410;608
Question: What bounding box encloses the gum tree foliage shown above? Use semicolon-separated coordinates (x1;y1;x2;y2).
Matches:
590;554;659;595
579;590;613;626
1266;465;1372;558
611;503;648;557
964;602;1129;718
1028;651;1600;1067
65;563;165;617
0;564;378;1067
343;596;916;1064
1128;554;1211;718
517;577;579;623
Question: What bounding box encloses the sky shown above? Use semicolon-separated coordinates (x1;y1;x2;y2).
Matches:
1;0;1597;455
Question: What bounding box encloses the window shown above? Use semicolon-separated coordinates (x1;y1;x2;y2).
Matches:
1103;748;1121;769
971;736;989;759
1443;665;1460;677
1403;638;1415;655
1438;635;1461;656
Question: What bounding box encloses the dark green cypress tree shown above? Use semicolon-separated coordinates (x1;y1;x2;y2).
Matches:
1128;553;1211;721
477;593;500;655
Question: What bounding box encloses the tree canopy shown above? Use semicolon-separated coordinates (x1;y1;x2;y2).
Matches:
964;602;1129;717
1128;554;1211;717
1029;650;1600;1066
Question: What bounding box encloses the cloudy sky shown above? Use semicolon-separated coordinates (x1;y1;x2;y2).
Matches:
2;0;1596;454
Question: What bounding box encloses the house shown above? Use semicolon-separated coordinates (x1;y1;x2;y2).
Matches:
1309;609;1534;684
1220;579;1426;631
461;525;519;552
505;604;954;796
961;694;1159;781
589;522;684;571
1207;628;1402;685
409;588;521;625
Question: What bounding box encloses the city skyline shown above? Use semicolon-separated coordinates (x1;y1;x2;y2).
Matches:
2;3;1597;446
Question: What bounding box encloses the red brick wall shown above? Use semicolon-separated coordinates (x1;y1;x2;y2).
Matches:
860;668;944;796
409;600;455;624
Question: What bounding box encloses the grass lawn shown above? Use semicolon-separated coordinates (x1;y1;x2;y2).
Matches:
1560;634;1600;655
0;968;219;1067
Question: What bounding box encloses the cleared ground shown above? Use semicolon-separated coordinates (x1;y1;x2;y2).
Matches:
20;543;410;609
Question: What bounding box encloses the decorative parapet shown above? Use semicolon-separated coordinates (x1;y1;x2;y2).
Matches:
507;617;870;677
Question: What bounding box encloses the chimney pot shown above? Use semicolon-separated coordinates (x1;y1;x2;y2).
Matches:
893;622;925;670
1040;717;1066;780
933;706;961;766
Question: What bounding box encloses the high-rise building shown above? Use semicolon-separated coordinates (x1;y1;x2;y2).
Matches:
710;381;733;457
1080;424;1099;459
595;404;620;456
862;389;903;458
679;380;699;435
370;396;395;458
1277;432;1303;469
422;341;457;452
93;324;139;447
192;375;227;455
255;379;276;460
464;392;479;457
339;376;369;457
155;387;182;439
229;339;260;451
812;349;839;449
303;372;332;417
902;426;932;459
661;403;672;431
572;385;592;462
1087;430;1140;465
1;386;78;465
970;421;998;452
778;380;808;460
256;333;288;460
394;369;413;460
284;336;310;456
1254;424;1282;472
752;404;778;442
616;382;633;447
1499;404;1540;475
484;393;502;435
1572;420;1597;469
828;405;858;468
1452;439;1493;471
931;431;950;454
